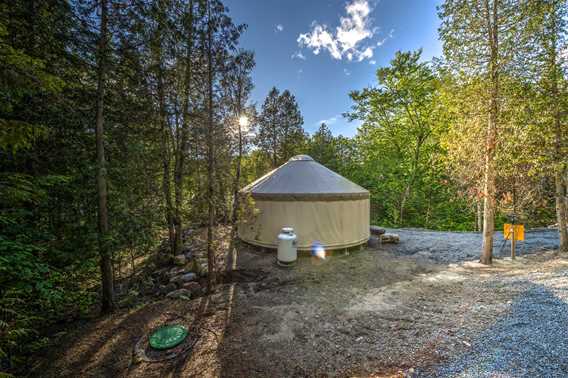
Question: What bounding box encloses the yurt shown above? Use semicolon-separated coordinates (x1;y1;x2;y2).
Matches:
238;155;370;250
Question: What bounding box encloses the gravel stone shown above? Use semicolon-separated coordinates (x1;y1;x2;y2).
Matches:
382;228;559;264
415;269;568;377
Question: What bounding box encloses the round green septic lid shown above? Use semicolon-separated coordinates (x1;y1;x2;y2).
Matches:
149;324;188;350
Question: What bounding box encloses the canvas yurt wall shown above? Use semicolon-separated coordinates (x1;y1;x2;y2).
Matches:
238;155;370;250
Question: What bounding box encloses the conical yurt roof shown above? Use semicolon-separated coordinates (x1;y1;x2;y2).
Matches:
241;155;369;200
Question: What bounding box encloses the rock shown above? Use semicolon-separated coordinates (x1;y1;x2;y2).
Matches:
381;233;400;244
156;252;173;266
117;288;140;307
141;279;156;295
367;235;381;249
174;254;187;266
167;267;186;278
152;267;168;278
165;282;177;292
183;281;203;296
370;225;386;236
166;288;192;300
184;250;193;261
170;272;197;284
114;283;125;295
198;262;209;277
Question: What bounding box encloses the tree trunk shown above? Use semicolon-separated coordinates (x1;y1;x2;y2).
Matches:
159;82;175;255
231;124;243;223
399;135;424;224
173;0;194;255
476;199;483;232
547;11;568;252
231;78;243;226
206;0;216;292
153;2;176;256
552;72;568;252
95;0;114;313
554;167;567;251
480;0;499;265
565;173;568;228
481;122;497;265
399;185;410;224
272;137;278;168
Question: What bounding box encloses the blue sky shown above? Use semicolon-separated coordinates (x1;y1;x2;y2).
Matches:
224;0;443;137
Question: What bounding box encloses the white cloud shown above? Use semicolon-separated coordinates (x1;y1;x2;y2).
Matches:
298;24;342;59
297;0;377;61
358;46;373;61
291;51;306;60
317;115;339;125
275;24;284;32
344;68;351;76
376;29;394;46
369;59;376;65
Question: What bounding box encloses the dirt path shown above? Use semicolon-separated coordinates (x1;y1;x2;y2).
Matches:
40;229;565;377
217;245;567;377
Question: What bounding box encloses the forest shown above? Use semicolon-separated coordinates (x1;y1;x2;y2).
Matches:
1;0;567;375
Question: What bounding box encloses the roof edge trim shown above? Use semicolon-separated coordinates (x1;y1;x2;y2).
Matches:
240;192;370;201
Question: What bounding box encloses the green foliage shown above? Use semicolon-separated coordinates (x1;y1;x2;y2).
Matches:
0;0;163;373
0;173;96;374
256;87;307;167
345;50;466;228
307;123;341;171
0;0;566;374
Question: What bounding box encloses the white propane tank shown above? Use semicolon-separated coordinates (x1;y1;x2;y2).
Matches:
277;227;297;267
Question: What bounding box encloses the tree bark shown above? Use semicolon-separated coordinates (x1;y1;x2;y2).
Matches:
272;129;278;168
547;9;568;252
399;134;425;224
480;0;499;265
553;162;567;251
95;0;114;313
154;3;175;256
206;0;216;292
552;73;568;252
173;0;194;255
476;199;483;232
231;76;243;226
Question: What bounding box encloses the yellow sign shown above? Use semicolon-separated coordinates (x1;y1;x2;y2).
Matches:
504;224;524;241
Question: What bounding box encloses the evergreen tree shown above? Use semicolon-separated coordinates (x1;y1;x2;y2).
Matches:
94;0;114;313
308;123;338;170
528;0;568;251
278;90;306;163
222;50;255;225
256;87;306;167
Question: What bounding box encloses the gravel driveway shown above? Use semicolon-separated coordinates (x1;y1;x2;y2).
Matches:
379;228;567;377
382;228;560;263
415;259;568;377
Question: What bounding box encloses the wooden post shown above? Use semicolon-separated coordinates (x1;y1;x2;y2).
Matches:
511;183;516;260
511;223;516;260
